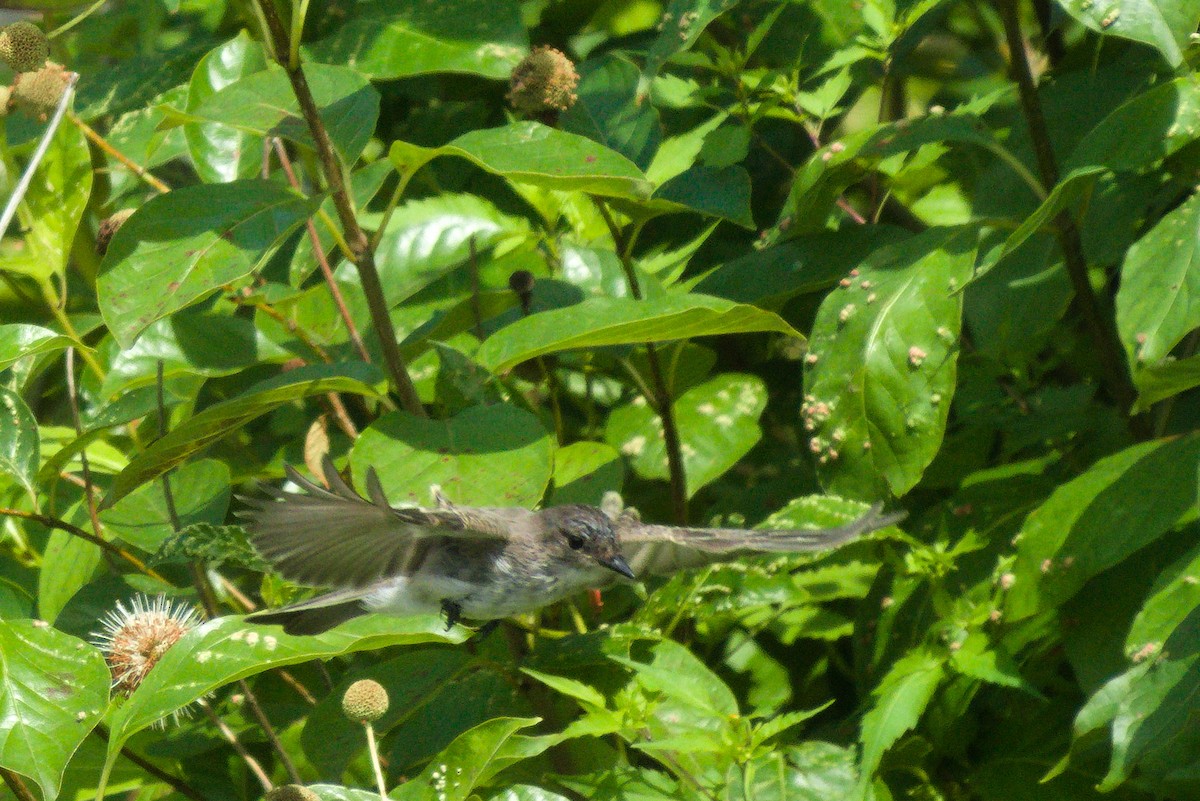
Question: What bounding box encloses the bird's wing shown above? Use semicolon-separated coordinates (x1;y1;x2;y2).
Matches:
238;456;525;588
616;503;904;576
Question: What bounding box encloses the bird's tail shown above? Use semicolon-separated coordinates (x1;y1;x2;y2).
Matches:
245;589;367;635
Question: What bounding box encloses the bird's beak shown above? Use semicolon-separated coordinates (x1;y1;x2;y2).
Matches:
601;553;636;580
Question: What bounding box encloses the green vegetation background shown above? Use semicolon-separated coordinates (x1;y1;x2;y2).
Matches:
2;0;1200;799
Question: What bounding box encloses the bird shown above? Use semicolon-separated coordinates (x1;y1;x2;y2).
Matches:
240;456;905;635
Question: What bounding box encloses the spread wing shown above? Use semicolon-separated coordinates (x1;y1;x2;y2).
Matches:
238;456;527;588
616;503;905;576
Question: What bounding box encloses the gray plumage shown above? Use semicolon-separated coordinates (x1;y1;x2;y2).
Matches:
240;457;904;635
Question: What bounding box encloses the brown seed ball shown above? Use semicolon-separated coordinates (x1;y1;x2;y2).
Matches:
264;786;320;801
96;208;135;256
12;62;70;122
341;679;389;723
507;46;579;114
0;22;49;73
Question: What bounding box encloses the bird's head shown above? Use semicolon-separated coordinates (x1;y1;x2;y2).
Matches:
542;505;635;580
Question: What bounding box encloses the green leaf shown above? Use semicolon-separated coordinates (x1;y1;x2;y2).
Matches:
1116;191;1200;369
1127;541;1200;654
99;615;467;791
351;405;553;507
605;373;767;497
0;621;109;801
306;0;527;80
1006;434;1200;620
99;312;288;399
993;167;1105;266
1066;76;1200;172
0;388;39;499
1130;352;1200;411
549;441;624;507
561;54;662;171
615;638;739;717
695;227;907;309
100;363;385;509
37;525;102;624
99;459;231;553
167;64;379;164
521;667;608;709
392;717;540;801
477;294;801;374
858;648;946;790
643;0;739;84
650;164;754;228
0;325;77;372
806;228;976;499
183;32;269;183
97;180;323;347
373;193;533;307
153;523;265;570
388;122;653;200
1055;0;1199;67
4;115;92;280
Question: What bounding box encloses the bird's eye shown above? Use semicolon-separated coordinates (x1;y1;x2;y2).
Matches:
565;532;585;550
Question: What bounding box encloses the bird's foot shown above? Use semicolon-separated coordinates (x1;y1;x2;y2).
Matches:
441;599;463;631
473;619;500;640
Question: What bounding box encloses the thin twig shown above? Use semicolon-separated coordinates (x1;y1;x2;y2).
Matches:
253;0;425;417
65;349;106;548
594;199;688;524
270;137;371;362
93;724;207;801
0;768;38;801
199;699;273;792
239;678;303;784
70;114;171;194
996;0;1141;429
0;508;167;582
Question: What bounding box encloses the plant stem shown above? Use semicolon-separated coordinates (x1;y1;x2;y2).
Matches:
365;723;388;801
239;677;303;784
93;724;208;801
0;508;167;582
199;699;273;792
996;0;1141;428
594;199;688;524
65;349;106;549
0;768;36;801
252;0;425;417
0;73;78;239
70;113;171;194
270;137;371;362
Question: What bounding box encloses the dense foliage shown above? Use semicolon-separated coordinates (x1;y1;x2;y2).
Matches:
2;0;1200;799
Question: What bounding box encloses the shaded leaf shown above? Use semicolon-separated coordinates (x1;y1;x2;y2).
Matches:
1066;76;1200;172
99;459;231;553
561;54;661;171
1055;0;1199;67
101;363;385;509
1006;434;1200;620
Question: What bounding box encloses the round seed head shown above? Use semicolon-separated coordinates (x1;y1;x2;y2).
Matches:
507;46;579;114
341;678;389;722
96;208;135;255
0;22;49;73
12;62;70;122
264;786;321;801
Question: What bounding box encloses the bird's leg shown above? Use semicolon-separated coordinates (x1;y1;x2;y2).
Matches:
441;599;463;631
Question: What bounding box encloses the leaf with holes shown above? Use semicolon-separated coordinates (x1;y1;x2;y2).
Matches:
806;228;976;500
